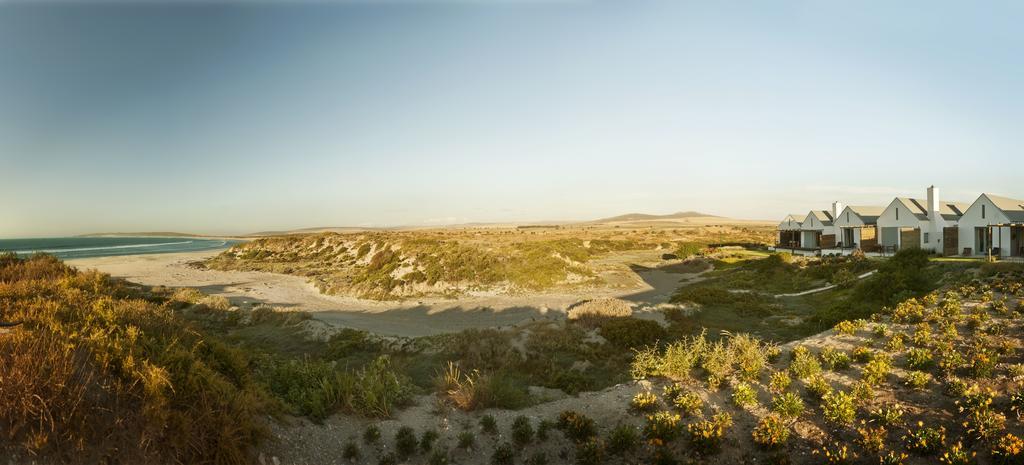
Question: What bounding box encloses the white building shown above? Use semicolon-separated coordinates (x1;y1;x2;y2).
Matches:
876;186;967;255
776;214;803;248
832;205;884;251
957;193;1024;258
800;209;836;249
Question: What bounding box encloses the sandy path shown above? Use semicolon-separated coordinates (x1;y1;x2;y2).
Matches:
67;251;695;337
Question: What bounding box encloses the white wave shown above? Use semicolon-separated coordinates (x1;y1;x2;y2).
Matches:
15;240;195;254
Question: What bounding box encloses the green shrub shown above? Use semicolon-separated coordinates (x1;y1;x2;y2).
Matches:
852;346;875;363
871;403;905;426
856;422;886;453
524;452;549;465
630;391;659;412
672;392;703;417
752;415;790;449
768;371;792;394
606;424;639;456
821;348;851;371
643;410;682;443
557;410;597;443
511;415;534;445
906;347;934;371
992;433;1024;464
599;318;667;349
771;392;804;419
574;438;606;465
731;382;758;408
420;429;439;453
804;374;832;400
395;426;418;459
427;448;449;465
904;422;945;455
940;441;974;465
686;412;732;454
491;442;514;465
457;431;475;449
904;371;931;390
862;356;892;386
789;346;822;379
833;320;859;336
480;414;498;435
821;390;856;426
537;420;554;441
364;425;381;444
342;441;360;461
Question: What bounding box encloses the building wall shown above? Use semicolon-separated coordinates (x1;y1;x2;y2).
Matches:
958;195;1012;256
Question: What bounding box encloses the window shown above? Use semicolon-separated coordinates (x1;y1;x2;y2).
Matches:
846;212;850;222
895;208;899;221
924;232;930;243
982;205;986;219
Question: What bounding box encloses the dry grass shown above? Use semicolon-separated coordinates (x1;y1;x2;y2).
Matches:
567;298;634;325
0;253;270;464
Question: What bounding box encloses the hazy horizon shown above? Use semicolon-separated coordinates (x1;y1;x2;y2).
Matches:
3;1;1023;238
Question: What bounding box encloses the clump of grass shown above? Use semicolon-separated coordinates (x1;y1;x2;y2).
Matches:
395;426;418;459
671;392;703;417
480;414;498;435
768;370;791;394
364;425;381;444
511;416;534;445
566;298;633;323
457;431;475;449
420;429;439;453
789;346;822;379
574;438;606;465
820;347;851;371
342;441;360;462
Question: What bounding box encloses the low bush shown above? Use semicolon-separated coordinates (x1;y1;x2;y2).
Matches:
342;441;360;462
768;370;792;394
606;424;639;456
672;392;703;417
420;430;439;453
574;438;606;465
822;390;856;426
906;347;934;371
904;422;945;455
752;415;790;449
855;422;886;453
772;392;804;419
631;391;659;412
557;410;596;443
804;374;832;400
862;356;892;386
491;442;515;465
940;441;974;465
870;403;905;427
599;318;667;349
457;431;475;449
643;411;682;444
904;371;931;390
992;433;1024;464
364;425;381;444
821;347;851;371
731;382;758;408
686;412;732;454
789;346;822;379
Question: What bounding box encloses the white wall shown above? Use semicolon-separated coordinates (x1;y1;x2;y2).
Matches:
958;195;1012;256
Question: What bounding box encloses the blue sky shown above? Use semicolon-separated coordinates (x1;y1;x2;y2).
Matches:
1;1;1022;237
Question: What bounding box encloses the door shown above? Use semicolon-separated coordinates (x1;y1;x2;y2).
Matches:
843;229;855;247
976;227;989;254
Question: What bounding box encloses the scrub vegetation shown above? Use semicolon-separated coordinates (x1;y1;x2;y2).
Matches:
203;225;772;300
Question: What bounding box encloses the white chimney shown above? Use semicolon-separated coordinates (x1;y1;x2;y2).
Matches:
831;201;844;221
926;185;941;248
927;185;939;219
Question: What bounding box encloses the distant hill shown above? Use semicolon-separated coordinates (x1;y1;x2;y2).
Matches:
79;232;211;238
591;211;719;223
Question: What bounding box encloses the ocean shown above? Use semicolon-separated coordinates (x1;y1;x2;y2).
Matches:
0;237;240;260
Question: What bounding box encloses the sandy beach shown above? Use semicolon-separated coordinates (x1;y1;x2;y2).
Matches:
66;250;694;337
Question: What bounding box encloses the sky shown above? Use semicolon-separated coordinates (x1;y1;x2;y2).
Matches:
1;0;1022;237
